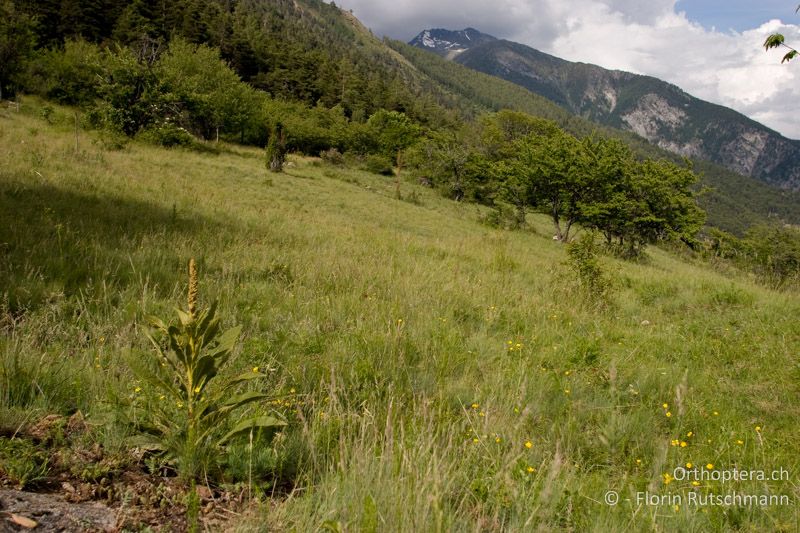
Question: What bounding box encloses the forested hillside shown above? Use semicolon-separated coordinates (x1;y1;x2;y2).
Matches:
2;0;799;242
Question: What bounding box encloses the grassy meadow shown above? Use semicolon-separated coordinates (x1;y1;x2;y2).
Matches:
1;99;799;531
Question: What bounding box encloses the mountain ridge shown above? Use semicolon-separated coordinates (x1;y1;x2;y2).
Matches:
410;28;800;190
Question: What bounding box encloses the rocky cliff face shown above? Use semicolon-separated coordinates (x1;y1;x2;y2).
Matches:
411;33;800;191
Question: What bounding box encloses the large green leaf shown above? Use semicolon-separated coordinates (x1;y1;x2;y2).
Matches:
191;354;220;392
199;391;270;427
217;416;286;446
206;326;241;361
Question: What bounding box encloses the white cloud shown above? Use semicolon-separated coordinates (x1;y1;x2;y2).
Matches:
332;0;800;139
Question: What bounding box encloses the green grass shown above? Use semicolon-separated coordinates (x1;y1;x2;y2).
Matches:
1;99;799;531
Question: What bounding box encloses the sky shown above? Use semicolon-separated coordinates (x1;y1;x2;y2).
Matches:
329;0;800;139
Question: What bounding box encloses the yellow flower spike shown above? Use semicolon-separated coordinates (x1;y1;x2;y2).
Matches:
524;441;533;449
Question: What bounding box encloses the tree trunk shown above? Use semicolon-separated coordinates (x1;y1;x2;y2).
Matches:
552;203;563;241
563;220;573;243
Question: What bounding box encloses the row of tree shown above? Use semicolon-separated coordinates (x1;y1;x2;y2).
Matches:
411;111;704;256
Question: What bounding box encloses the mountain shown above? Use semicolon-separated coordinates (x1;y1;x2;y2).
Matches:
410;30;800;191
408;28;496;59
390;39;800;234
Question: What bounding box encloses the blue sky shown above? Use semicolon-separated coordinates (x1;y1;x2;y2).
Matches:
678;1;794;32
333;0;800;138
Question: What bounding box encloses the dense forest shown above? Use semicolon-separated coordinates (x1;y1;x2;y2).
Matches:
2;0;799;269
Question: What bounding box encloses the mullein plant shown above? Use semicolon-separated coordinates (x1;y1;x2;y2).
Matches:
136;259;285;480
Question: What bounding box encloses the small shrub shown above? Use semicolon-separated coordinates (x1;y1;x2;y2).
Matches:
0;437;49;489
362;154;394;176
137;121;195;147
564;233;615;306
266;123;287;173
480;202;526;230
39;104;55;124
320;148;344;166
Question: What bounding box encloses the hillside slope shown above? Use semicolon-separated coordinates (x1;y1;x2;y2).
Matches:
1;102;799;531
411;31;800;190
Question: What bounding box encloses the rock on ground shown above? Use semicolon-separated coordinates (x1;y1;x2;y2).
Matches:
0;490;116;532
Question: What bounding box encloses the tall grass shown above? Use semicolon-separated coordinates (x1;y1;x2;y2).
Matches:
1;99;799;531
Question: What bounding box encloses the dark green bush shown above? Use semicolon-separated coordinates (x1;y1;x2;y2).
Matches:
363;154;394;176
137;121;195;147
